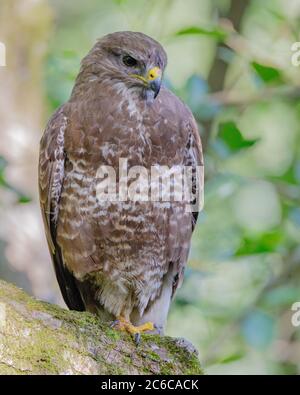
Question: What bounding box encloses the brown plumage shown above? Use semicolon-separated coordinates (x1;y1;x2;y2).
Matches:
39;32;203;337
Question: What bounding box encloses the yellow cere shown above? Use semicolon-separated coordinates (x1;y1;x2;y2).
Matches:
147;67;161;81
129;67;161;85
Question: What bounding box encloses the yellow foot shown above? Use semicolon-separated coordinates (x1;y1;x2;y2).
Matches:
111;316;154;344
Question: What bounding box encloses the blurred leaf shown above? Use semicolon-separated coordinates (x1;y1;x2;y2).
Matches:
0;155;31;204
274;362;299;375
18;196;31;204
268;162;300;185
267;8;286;22
46;54;79;110
195;99;221;121
185;75;221;120
186;75;208;98
219;352;245;364
242;310;276;349
217;122;259;154
186;75;207;110
113;0;127;4
235;230;282;256
175;26;227;41
62;49;80;59
251;62;283;84
0;156;8;186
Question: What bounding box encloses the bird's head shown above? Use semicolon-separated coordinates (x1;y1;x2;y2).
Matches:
78;31;167;102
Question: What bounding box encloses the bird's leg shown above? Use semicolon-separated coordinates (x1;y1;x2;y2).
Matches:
111;315;154;343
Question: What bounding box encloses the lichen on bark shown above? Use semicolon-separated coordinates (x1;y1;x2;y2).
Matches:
0;279;202;375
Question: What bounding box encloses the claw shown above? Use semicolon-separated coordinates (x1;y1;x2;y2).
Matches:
111;315;154;344
110;319;119;328
134;333;141;345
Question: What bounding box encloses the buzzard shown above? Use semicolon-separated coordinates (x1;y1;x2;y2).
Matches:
39;32;203;341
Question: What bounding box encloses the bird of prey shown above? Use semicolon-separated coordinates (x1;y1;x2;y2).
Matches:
39;31;203;340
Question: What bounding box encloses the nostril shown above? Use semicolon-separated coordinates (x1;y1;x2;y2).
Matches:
148;67;161;81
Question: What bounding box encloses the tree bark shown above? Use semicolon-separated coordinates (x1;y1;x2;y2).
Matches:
0;279;202;375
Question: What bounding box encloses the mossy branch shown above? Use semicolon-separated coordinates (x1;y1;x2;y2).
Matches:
0;279;202;375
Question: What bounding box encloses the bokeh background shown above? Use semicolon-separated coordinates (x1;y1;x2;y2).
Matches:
1;0;300;375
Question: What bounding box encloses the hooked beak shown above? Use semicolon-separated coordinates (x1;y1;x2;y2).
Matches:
129;66;162;99
147;66;162;98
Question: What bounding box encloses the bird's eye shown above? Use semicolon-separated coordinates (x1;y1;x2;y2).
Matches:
122;55;138;67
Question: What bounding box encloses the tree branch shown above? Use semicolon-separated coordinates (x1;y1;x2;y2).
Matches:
202;0;251;150
0;279;202;375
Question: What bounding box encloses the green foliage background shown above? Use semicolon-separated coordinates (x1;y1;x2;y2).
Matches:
1;0;300;374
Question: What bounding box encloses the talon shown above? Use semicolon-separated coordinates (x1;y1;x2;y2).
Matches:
134;321;154;333
111;315;154;343
110;319;119;328
134;333;141;345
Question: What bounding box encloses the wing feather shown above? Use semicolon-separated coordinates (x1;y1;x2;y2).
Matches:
184;116;204;230
171;111;204;298
39;107;85;311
